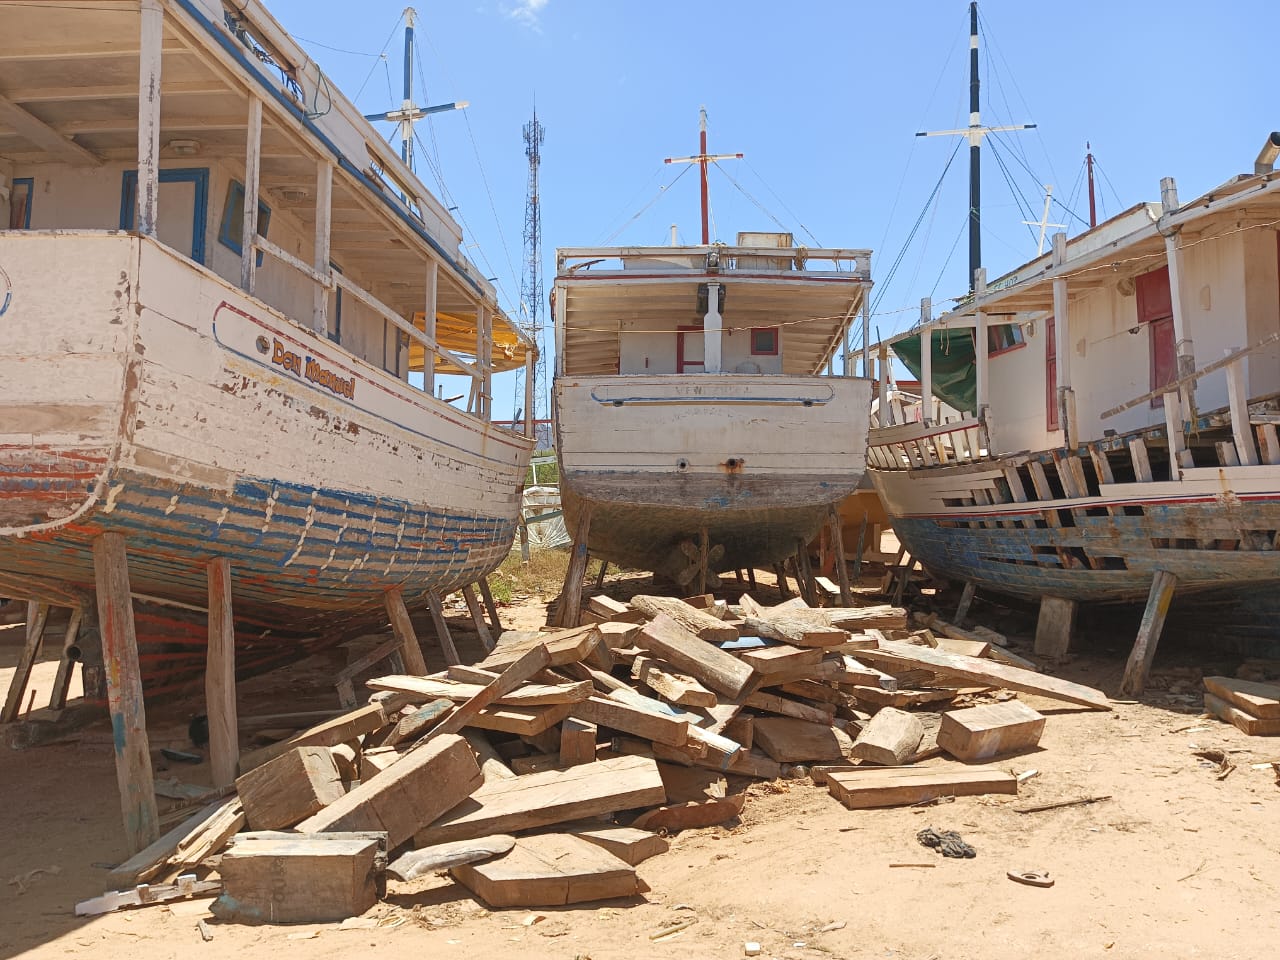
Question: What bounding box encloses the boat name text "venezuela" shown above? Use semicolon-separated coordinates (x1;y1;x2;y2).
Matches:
271;338;356;400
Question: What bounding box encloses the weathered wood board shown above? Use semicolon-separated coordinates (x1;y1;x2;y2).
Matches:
571;824;668;865
936;700;1045;761
636;614;755;698
1203;676;1280;720
850;707;924;766
753;717;850;763
1204;693;1280;736
826;765;1018;810
450;833;640;907
235;746;345;831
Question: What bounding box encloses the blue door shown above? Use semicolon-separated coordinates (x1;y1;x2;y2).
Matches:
119;168;210;266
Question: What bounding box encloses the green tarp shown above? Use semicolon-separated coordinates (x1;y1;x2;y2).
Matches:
891;328;979;415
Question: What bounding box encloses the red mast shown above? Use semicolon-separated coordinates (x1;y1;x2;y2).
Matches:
664;106;743;244
1086;142;1097;228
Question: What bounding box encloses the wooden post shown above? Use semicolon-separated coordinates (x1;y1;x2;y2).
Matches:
746;567;757;591
954;581;977;626
1034;595;1077;660
1226;355;1259;466
92;533;159;853
861;297;871;379
241;96;263;294
136;0;163;237
1161;178;1196;386
794;538;817;607
704;281;722;373
519;519;531;563
478;577;503;634
877;343;890;425
425;591;460;666
205;558;239;789
919;298;933;423
1164;390;1193;472
1120;571;1177;696
523;345;536;438
555;505;593;628
593;561;609;591
313;160;333;334
475;304;489;419
385;586;428;676
1052;232;1073;446
423;260;438;396
1;601;50;723
462;584;494;652
828;506;852;607
1129;438;1154;483
697;527;709;597
773;562;791;601
49;607;84;711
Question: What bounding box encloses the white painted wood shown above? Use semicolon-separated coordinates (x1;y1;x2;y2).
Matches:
704;281;722;374
424;260;438;394
919;297;933;423
1226;355;1259;466
1051;232;1071;444
861;296;871;378
1163;391;1192;473
136;0;163;237
241;97;263;294
878;343;890;425
523;348;535;438
312;160;333;334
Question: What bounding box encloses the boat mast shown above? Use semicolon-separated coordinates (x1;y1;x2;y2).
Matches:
1086;142;1097;228
917;3;1036;290
664;107;743;244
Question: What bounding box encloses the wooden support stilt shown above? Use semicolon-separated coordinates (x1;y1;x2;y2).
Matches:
795;538;817;607
852;512;868;584
478;577;503;633
205;558;239;788
1034;595;1077;660
92;533;159;853
890;551;914;607
773;562;791;601
518;520;531;562
828;506;852;608
462;584;494;652
954;581;977;626
697;527;710;597
49;607;84;711
746;568;757;591
385;586;429;676
1;601;50;723
555;505;593;628
594;561;609;591
1120;571;1177;696
425;591;460;666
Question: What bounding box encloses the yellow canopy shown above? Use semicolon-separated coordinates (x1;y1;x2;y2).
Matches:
408;311;531;375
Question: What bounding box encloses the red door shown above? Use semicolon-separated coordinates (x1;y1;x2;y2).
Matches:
1045;314;1059;430
1135;266;1176;407
676;325;705;373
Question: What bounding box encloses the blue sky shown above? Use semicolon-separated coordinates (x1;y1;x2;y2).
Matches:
265;0;1274;418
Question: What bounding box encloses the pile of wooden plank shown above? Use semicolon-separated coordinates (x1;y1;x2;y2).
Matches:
1203;676;1280;736
88;591;1112;921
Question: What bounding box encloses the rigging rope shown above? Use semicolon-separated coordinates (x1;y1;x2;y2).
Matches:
601;164;693;245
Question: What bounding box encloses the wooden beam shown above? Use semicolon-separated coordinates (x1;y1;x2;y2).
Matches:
205;558;238;789
478;577;503;633
1119;570;1177;696
555;505;593;628
136;0;163;234
384;586;428;676
425;591;460;666
0;92;102;167
0;601;50;722
93;533;159;853
415;643;552;748
635;613;755;699
48;607;84;711
462;584;494;652
241;96;263;293
312;160;333;334
828;506;852;606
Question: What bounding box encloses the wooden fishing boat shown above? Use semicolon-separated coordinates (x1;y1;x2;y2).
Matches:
0;0;537;696
553;233;873;587
866;135;1280;689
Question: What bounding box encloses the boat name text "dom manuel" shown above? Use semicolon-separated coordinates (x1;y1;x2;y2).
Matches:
271;338;356;400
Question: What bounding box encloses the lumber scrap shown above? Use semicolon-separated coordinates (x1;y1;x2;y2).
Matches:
560;717;599;766
739;643;824;675
636;613;755;698
109;796;243;885
479;625;605;672
916;612;1008;647
414;755;667;846
753;717;851;763
388;835;517;881
462;730;518;782
450;833;641;907
571;696;690;747
417;643;553;747
571;824;668;865
846;686;967;709
850;707;924;766
720;748;783;780
588;595;645;623
296;734;481;847
632;655;717;707
367;675;592;706
632;794;746;832
1204;693;1280;736
599;620;643;649
235;747;345;831
607;688;740;763
382;699;454;748
937;700;1046;761
213;831;386;924
238;704;388;772
826;765;1018;809
857;640;1111;710
76;874;223;918
743;690;836;724
1203;676;1280;720
740;615;850;648
470;702;573;736
631;595;738;643
933;635;991;658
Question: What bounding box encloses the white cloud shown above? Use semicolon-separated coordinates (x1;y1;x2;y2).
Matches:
506;0;549;28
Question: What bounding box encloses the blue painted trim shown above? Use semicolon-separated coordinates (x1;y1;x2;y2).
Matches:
11;177;34;229
119;167;210;266
217;179;271;267
171;0;484;298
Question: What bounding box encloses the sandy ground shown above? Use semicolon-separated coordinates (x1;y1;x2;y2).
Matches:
2;586;1279;960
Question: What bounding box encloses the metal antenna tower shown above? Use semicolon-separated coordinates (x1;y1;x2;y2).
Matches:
515;110;546;429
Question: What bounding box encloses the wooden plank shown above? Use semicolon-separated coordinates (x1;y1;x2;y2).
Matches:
571;825;667;865
752;717;850;763
632;794;746;832
415;755;667;846
1204;693;1280;736
739;643;824;675
631;595;739;643
419;643;554;747
857;641;1111;711
589;595;644;624
205;559;239;788
1120;570;1177;696
235;747;344;830
560;717;598;766
93;533;159;853
425;591;461;666
388;835;516;881
850;707;924;765
470;702;573;736
632;655;717;707
385;586;429;676
462;584;494;652
239;704;389;772
479;625;603;672
572;696;690;747
382;699;454;748
451;833;639;907
937;700;1045;761
826;766;1018;810
599;621;643;649
109;797;234;884
368;674;591;706
0;601;49;723
1203;676;1280;720
847;686;965;709
934;635;991;658
76;875;223;918
297;734;481;847
636;613;755;698
743;691;836;724
554;504;593;628
741;615;849;648
214;832;385;923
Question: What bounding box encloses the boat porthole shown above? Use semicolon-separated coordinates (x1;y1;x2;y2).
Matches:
676;459;688;471
255;335;270;354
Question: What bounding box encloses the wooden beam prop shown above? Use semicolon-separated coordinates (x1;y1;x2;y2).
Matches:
555;505;593;628
857;640;1111;711
385;586;429;676
93;533;159;853
1;601;50;723
1119;570;1177;696
478;577;503;633
462;584;494;652
828;505;853;607
425;591;460;666
205;558;239;788
48;607;84;711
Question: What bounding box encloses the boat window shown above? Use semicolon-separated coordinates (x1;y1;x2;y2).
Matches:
219;180;272;267
751;327;779;356
8;178;33;229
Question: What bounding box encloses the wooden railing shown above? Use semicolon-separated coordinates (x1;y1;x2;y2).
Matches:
867;417;990;472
